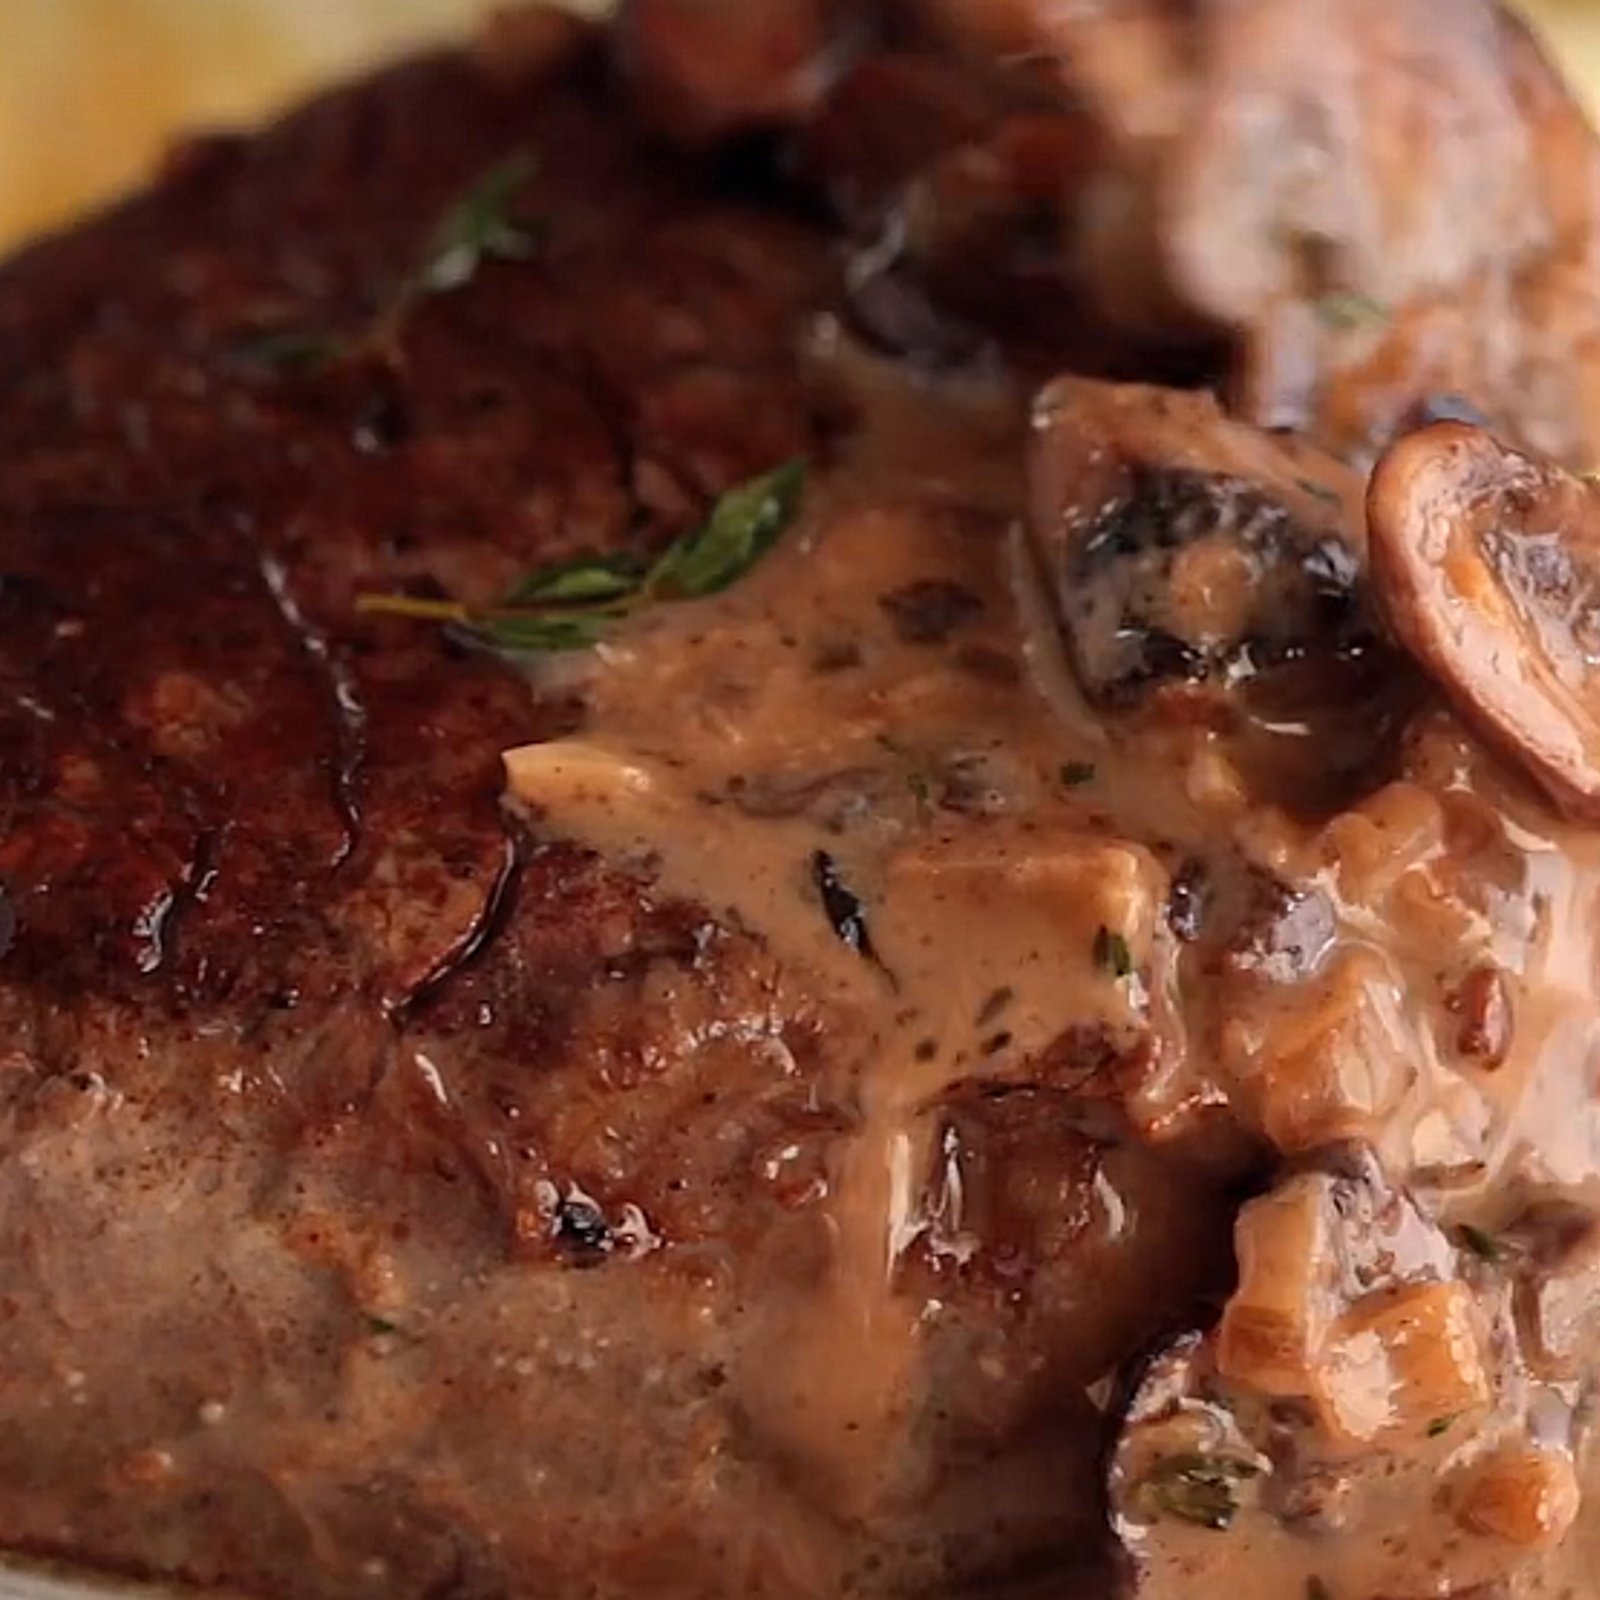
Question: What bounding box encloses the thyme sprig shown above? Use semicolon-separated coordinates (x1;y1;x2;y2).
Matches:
358;460;808;654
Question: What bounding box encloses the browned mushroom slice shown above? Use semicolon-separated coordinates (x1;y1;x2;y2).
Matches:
1505;1200;1600;1382
1367;421;1600;822
1107;1151;1557;1599
798;52;1126;371
884;0;1600;467
1027;378;1369;709
1107;1324;1520;1600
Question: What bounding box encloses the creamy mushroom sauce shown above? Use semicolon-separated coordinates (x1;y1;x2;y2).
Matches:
503;331;1600;1599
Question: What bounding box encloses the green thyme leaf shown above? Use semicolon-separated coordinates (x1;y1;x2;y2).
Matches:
356;594;470;625
1427;1413;1459;1438
1137;1454;1259;1531
1061;760;1097;789
356;460;808;656
1454;1223;1502;1262
648;460;808;599
363;1314;403;1337
1315;292;1387;332
355;594;616;653
257;152;545;378
474;612;621;654
503;551;647;608
418;150;544;296
1093;925;1134;979
230;328;347;376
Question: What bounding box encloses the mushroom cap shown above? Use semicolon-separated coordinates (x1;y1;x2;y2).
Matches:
1027;377;1369;709
1368;422;1600;823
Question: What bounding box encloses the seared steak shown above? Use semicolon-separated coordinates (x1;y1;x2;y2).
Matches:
1;17;1227;1600
9;9;1600;1600
0;25;852;1600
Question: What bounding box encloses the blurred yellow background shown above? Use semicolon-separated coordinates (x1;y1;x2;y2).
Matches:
0;0;575;253
0;0;1595;258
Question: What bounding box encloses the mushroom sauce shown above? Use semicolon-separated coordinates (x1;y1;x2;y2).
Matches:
500;328;1600;1598
14;4;1600;1597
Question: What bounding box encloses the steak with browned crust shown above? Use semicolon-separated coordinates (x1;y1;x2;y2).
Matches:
0;18;1235;1600
15;10;1600;1600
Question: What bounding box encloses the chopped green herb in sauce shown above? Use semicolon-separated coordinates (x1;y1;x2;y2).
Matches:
231;328;347;376
363;1314;403;1338
1315;292;1387;332
417;149;545;296
975;986;1014;1027
502;551;646;607
1061;760;1097;789
1136;1454;1260;1531
236;150;546;382
358;460;807;654
1093;925;1134;979
1427;1413;1459;1438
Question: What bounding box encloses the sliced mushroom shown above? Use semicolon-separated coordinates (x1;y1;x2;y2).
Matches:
1368;421;1600;823
1106;1150;1553;1599
1216;1148;1472;1436
1506;1200;1600;1382
1108;1321;1545;1600
873;0;1600;466
1027;378;1370;709
1108;1331;1264;1532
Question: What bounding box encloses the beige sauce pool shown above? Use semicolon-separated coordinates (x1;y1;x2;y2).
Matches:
503;330;1600;1598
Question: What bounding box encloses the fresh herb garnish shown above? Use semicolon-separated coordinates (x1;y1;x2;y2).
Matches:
1427;1413;1459;1438
1454;1223;1502;1262
363;1313;403;1338
1315;292;1387;332
1137;1454;1259;1531
357;460;807;654
240;152;547;384
812;850;880;965
1061;760;1097;789
417;149;544;296
1094;925;1134;979
473;610;623;653
646;460;807;600
503;551;647;607
231;328;347;376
